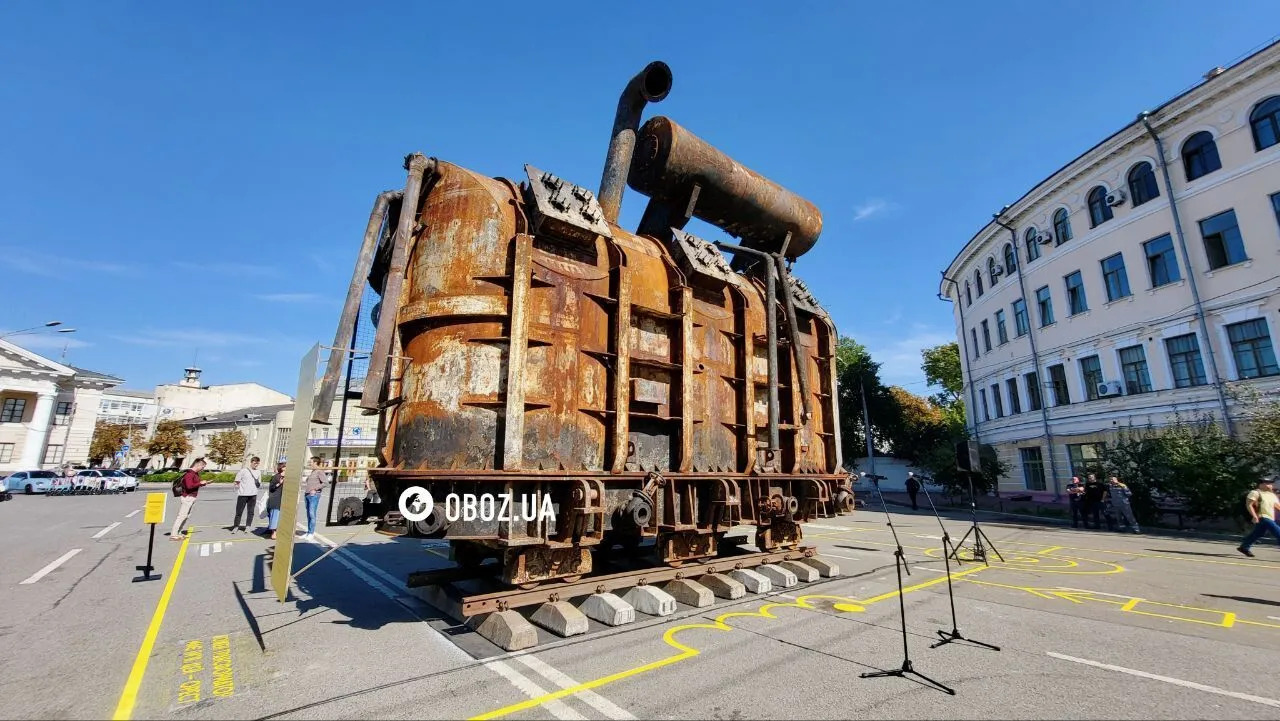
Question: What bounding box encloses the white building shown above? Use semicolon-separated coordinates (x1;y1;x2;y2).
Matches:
180;404;294;471
941;41;1280;498
0;339;123;472
153;367;292;423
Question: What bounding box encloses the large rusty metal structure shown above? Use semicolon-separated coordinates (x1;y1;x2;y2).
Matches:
316;61;853;589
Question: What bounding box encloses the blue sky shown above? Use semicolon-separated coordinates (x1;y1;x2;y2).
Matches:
4;2;1279;396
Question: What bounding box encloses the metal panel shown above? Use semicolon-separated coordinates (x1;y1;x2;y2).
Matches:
272;342;319;603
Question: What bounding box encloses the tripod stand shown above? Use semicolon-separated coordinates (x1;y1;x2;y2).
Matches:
858;474;955;695
914;474;1000;652
949;470;1004;566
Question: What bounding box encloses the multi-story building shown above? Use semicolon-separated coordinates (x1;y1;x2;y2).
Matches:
180;404;294;471
940;41;1280;497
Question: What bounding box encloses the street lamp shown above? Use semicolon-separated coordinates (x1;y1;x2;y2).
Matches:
1;321;75;339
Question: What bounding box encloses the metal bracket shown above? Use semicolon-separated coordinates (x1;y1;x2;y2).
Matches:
523;164;613;243
669;228;736;285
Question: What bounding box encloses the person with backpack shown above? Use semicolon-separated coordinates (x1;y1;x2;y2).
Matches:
169;458;209;540
1238;476;1280;558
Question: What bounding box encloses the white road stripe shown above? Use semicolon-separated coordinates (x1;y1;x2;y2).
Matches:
516;654;635;720
916;534;942;540
805;523;850;531
213;542;223;553
1268;616;1280;622
1047;652;1280;708
1054;587;1143;600
485;660;583;720
21;549;81;584
200;543;210;557
913;566;946;573
92;522;121;539
819;552;860;560
125;510;140;518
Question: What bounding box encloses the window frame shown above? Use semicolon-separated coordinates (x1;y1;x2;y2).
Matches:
1048;363;1070;406
1053;208;1072;245
1024;371;1042;411
1012;299;1029;336
1165;333;1208;388
1079;355;1104;401
1020;447;1047;491
981;319;992;352
1127;162;1159;206
1003;242;1017;274
971;328;980;359
1087;186;1113;227
1;398;27;423
975;269;984;297
1182;131;1222;181
990;383;1004;418
1024;228;1040;262
1198;209;1248;270
1064;270;1088;315
1035;286;1054;327
988;257;1000;286
1118;344;1153;394
995;309;1009;345
979;388;990;422
1006;378;1022;414
1143;233;1181;288
0;442;13;463
1100;252;1131;302
1250;95;1280;152
1226;318;1280;380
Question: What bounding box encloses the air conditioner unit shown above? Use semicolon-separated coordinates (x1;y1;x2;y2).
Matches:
1037;231;1054;245
1097;381;1124;397
990;264;1004;278
1105;189;1127;207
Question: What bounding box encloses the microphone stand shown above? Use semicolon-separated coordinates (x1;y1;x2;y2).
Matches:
949;470;1004;566
858;473;955;695
915;475;1000;652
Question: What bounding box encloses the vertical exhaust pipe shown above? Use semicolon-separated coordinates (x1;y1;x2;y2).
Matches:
598;61;673;224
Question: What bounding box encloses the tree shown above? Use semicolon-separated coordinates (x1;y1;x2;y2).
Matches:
921;342;966;433
147;419;192;469
89;421;129;466
881;386;951;464
834;336;900;466
917;440;1009;500
207;429;248;469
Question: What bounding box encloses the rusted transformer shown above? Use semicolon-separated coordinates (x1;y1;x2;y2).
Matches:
317;61;854;588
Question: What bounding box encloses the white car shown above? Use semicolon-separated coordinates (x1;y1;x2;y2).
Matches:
74;469;134;494
3;470;57;494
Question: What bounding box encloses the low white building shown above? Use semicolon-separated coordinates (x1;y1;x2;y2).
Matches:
154;367;292;423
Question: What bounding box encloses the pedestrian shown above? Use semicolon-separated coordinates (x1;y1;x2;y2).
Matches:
264;462;285;540
302;456;327;541
1237;476;1280;558
1108;477;1141;533
1082;474;1106;529
1066;476;1084;528
230;456;262;533
905;473;921;511
169;458;210;540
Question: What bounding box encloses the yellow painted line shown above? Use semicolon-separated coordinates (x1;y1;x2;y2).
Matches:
113;530;192;720
1038;545;1064;555
470;563;987;720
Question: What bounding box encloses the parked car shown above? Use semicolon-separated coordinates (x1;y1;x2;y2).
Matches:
101;469;138;491
74;469;129;494
3;470;57;494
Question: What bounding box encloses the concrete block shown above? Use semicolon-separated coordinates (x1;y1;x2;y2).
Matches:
663;578;714;608
579;593;635;626
467;611;538;651
756;564;798;588
779;560;820;583
530;601;589;637
700;573;747;600
798;556;841;578
728;568;772;594
623;585;677;616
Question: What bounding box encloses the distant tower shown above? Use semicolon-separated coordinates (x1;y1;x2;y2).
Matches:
180;366;203;388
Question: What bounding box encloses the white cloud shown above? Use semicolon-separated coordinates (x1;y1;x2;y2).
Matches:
853;198;896;222
255;292;330;304
109;328;269;348
0;246;141;278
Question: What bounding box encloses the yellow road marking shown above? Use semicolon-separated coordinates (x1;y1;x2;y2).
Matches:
1038;546;1064;555
113;530;193;720
470;564;987;720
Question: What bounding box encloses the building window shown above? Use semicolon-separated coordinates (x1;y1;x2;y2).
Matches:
1127;162;1159;206
1020;447;1047;491
988;257;1001;286
43;445;64;464
981;319;992;352
1003;243;1017;274
1013;299;1029;336
1053;208;1073;245
1065;271;1087;315
1182;131;1221;181
1143;233;1181;287
1067;443;1105;477
974;269;984;296
990;384;1004;418
1048;364;1070;406
971;328;980;358
1;398;27;423
1226;318;1279;379
995;309;1009;345
1118;345;1153;394
1024;229;1040;262
0;443;12;463
1025;371;1042;411
1006;378;1022;414
1087;186;1112;227
53;401;73;426
1165;333;1207;388
1199;209;1247;270
965;281;972;306
1251;95;1280;151
1079;355;1104;401
980;388;990;422
1035;286;1054;326
1100;253;1131;302
1272;192;1280;233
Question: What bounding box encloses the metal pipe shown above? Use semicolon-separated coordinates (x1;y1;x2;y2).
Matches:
937;273;981;446
314;189;401;423
993;215;1063;499
773;255;812;423
598;61;673;224
715;241;780;451
361;154;437;411
1139;112;1234;437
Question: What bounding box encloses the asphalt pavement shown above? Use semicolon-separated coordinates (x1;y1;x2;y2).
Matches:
2;483;1280;720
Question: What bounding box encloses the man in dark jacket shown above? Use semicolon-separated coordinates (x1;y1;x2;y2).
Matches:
905;474;921;511
169;458;209;540
1082;474;1106;530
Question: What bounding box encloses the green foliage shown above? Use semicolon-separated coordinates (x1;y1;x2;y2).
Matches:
140;471;237;484
882;387;950;464
835;336;901;465
146;419;192;468
88;421;129;466
206;429;248;468
917;440;1008;499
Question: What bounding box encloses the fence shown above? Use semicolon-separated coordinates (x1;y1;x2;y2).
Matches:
323;283;383;527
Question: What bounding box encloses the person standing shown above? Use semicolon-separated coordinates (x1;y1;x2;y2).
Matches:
264;462;285;540
230;456;262;533
905;473;921;511
302;456;327;541
1237;476;1280;558
169;458;210;540
1108;477;1140;533
1066;477;1084;528
1082;474;1106;530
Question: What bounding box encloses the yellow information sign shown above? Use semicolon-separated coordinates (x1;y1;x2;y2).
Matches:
143;492;167;525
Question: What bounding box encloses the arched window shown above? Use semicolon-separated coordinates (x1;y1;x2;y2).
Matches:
1003;243;1017;274
965;280;972;306
1024;228;1040;262
1182;131;1221;181
1250;95;1280;151
974;269;984;296
988;257;1000;286
1053;208;1073;245
1087;186;1113;227
1127;162;1159;206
